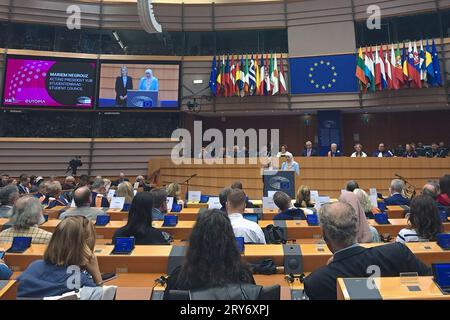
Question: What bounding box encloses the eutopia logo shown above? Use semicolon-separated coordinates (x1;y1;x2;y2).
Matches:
137;0;163;33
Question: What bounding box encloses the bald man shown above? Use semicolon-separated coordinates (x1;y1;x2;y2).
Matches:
59;187;106;220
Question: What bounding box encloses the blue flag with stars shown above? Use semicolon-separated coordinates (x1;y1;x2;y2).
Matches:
289;54;358;94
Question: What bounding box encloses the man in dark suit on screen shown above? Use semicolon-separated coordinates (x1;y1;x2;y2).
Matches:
115;67;133;106
304;201;430;300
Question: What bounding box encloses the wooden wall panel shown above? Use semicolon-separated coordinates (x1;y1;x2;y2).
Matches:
149;157;450;198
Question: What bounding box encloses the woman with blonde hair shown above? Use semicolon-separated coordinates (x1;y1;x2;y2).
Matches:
166;182;181;203
17;216;103;298
294;185;314;208
353;188;375;218
116;181;135;211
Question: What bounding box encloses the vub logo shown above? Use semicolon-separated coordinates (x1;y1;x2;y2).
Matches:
137;0;163;33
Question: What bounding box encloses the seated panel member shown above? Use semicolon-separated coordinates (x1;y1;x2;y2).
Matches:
403;144;417;158
350;143;367;157
281;152;300;176
227;189;266;244
302;141;318;157
273;191;306;220
372;143;394;157
115;66;133;106
426;142;446;158
276;144;289;158
90;178;110;208
327;143;342;157
384;179;410;206
138;69;159;91
304;202;431;300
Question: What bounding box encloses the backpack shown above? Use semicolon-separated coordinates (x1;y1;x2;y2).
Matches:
263;224;287;244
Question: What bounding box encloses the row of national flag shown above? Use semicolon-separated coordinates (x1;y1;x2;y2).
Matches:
209;54;288;97
355;39;442;93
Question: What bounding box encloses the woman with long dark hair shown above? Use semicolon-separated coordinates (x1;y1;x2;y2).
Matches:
164;209;255;297
396;195;443;243
112;192;169;245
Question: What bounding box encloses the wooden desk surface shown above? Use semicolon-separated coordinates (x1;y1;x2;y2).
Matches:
0;280;17;300
2;242;448;274
386;206;408;219
337;276;449;300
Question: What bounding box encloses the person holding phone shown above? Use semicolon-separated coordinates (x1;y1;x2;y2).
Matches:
17;216;103;299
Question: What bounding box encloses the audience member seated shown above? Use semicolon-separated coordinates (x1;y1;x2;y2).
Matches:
150;188;168;221
281;152;300;176
294;185;314;208
339;191;373;243
111;172;129;187
46;181;70;209
17;216;103;299
384;179;410;206
0;258;12;280
403;144;417;158
17;173;31;194
116;182;134;211
438;142;448;157
227;189;266;244
276;144;288;158
302;141;318;157
0;173;10;188
166;182;181;203
273;191;306;220
426;142;446;158
396;195;443;244
164;209;255;299
230;181;255;208
90;178;110;208
345;180;359;192
62;176;76;190
219;187;232;213
372;143;393;157
422;180;447;211
394;144;405;157
59;187;106;220
77;175;91;188
113;192;170;245
437;175;450;207
327;143;342;157
350;143;367;157
415;142;425;157
30;176;44;193
303;202;431;300
34;181;48;204
353;188;375;219
134;175;152;192
0;196;51;244
0;185;19;218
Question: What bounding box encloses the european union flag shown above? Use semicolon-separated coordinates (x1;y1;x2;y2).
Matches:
289;54;358;94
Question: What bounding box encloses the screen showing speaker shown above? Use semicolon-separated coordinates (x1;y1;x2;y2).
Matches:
3;57;96;108
98;62;179;109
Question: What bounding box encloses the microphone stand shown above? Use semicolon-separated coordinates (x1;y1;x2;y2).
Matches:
181;174;197;207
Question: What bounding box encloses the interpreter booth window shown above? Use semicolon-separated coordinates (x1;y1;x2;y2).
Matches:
0;22;8;48
185;31;215;56
394;13;441;42
54;26;101;54
442;9;450;37
7;23;55;51
260;29;288;53
355;20;391;47
216;30;261;54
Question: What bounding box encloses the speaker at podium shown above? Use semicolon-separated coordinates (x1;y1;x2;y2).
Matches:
127;90;159;108
263;170;296;199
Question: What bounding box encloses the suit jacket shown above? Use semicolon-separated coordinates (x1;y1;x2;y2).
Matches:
273;208;306;220
59;207;107;221
304;243;431;300
301;148;318;157
115;76;133;106
384;193;410;206
17;184;29;194
372;150;393;157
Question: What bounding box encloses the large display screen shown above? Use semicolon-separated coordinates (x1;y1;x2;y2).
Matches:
98;63;179;109
3;57;96;108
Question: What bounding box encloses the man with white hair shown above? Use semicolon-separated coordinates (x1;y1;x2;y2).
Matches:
384;179;410;206
0;196;52;244
90;178;110;208
280;152;300;175
327;143;342;157
46;181;69;209
139;68;159;91
304;201;430;300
